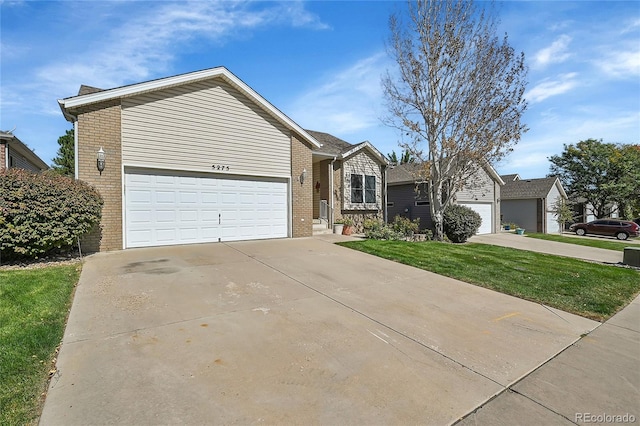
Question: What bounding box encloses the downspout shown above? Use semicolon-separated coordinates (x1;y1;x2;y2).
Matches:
383;164;388;223
329;156;337;226
74;120;79;180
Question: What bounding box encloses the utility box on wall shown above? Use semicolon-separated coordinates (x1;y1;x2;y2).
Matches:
623;247;640;267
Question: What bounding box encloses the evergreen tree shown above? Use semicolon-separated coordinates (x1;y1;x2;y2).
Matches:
52;129;74;176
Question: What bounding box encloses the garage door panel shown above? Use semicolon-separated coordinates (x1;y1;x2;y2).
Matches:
459;203;492;235
156;210;176;222
126;171;288;248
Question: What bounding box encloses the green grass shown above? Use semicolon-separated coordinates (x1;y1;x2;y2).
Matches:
525;233;638;251
338;240;640;322
0;264;80;426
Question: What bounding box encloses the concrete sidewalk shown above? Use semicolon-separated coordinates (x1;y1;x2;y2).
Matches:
470;233;624;264
461;232;639;424
457;294;640;425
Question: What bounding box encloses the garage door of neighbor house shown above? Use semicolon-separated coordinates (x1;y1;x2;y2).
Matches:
125;170;288;248
459;203;492;235
546;210;559;233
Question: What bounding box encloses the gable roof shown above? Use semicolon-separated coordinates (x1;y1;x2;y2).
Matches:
58;67;321;149
501;176;567;200
0;131;49;171
306;130;388;164
388;161;504;185
500;173;519;182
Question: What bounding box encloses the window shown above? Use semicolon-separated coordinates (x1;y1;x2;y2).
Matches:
350;174;376;204
365;175;376;203
351;174;363;203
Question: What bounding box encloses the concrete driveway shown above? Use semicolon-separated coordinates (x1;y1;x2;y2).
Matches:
470;232;624;264
40;237;596;425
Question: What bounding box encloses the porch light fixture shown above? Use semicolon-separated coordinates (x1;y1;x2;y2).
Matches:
97;147;106;174
300;168;307;184
315;181;320;193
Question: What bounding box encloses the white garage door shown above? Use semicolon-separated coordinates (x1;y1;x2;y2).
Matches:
125;170;288;248
459;203;492;235
546;210;559;233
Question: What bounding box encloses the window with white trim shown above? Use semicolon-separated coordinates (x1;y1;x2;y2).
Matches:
350;174;376;204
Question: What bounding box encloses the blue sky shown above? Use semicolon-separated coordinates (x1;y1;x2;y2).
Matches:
1;1;638;178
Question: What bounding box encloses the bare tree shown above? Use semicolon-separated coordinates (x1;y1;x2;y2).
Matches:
382;0;528;240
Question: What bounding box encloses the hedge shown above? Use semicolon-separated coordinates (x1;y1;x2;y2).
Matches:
0;169;103;259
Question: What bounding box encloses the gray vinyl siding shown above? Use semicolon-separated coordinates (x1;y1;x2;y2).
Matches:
342;151;382;210
387;183;433;231
121;78;291;177
502;199;537;231
8;147;41;172
456;167;495;202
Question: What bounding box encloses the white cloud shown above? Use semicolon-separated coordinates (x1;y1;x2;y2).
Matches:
526;73;578;103
533;34;572;69
288;52;392;137
17;1;328;111
594;49;640;79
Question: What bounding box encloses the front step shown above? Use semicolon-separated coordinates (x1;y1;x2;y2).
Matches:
313;227;334;235
313;221;333;235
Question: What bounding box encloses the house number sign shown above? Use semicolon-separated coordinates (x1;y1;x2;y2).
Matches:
212;164;230;171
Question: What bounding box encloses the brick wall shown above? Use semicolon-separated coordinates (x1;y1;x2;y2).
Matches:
312;162;320;218
75;99;123;252
0;142;5;172
291;133;313;237
332;160;343;222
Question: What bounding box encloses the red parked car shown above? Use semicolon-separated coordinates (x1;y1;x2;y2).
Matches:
569;219;639;240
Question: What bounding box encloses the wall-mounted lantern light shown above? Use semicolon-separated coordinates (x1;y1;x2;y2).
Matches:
97;147;106;174
300;168;307;185
315;181;321;192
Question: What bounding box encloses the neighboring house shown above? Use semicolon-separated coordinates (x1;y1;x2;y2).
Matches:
0;131;49;173
387;162;504;234
307;130;388;232
572;198;619;224
500;174;568;233
58;67;387;252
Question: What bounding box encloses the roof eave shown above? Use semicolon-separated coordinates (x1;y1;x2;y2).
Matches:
341;141;389;165
58;66;321;149
3;135;49;170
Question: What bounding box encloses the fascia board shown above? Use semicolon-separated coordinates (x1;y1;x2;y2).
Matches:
483;162;505;186
341;141;389;165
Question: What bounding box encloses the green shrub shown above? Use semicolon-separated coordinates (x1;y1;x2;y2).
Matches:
364;216;421;241
390;215;420;237
365;225;405;241
363;218;381;231
443;204;482;243
0;169;103;259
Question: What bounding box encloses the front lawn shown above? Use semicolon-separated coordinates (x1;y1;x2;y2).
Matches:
526;233;637;251
0;264;80;426
338;240;640;321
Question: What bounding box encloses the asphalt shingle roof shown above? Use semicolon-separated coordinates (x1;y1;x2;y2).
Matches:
501;174;519;182
387;163;428;184
305;130;353;155
77;85;104;96
500;176;560;199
